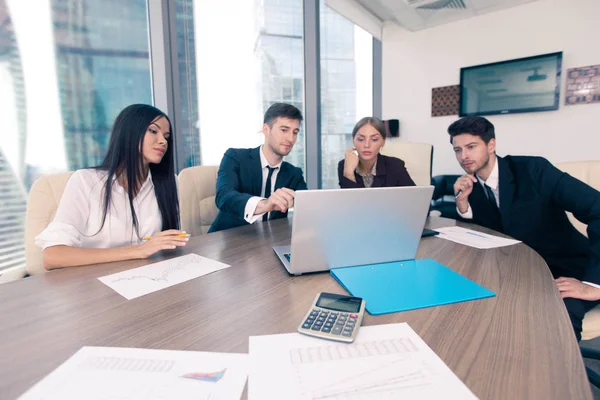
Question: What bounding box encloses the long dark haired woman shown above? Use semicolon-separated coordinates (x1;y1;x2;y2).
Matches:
36;104;187;270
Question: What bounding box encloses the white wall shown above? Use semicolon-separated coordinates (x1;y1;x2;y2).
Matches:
382;0;600;176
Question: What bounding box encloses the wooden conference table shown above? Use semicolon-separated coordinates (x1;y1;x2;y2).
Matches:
0;217;592;399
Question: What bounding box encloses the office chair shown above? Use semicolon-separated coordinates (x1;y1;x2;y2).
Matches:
380;140;434;186
24;172;74;275
178;165;219;236
556;161;600;388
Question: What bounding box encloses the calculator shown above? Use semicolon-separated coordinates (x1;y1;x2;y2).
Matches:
297;292;366;343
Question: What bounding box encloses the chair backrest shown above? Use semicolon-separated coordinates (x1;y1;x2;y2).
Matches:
178;166;219;236
555;161;600;237
25;171;74;275
379;140;433;186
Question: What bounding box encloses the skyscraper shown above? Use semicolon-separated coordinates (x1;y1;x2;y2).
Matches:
0;0;153;273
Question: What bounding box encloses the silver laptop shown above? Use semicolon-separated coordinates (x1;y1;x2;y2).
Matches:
273;186;435;275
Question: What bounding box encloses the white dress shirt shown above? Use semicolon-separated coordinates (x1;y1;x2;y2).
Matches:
35;169;163;250
457;157;500;219
243;146;282;224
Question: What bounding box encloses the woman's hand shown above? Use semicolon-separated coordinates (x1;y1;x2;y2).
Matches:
343;148;359;181
136;229;189;259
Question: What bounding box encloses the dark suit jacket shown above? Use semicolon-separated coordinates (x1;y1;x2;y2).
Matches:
208;147;307;233
463;155;600;283
337;154;416;188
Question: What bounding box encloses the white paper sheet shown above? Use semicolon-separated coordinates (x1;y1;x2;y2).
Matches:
249;323;478;400
98;253;230;300
19;346;248;400
434;226;521;249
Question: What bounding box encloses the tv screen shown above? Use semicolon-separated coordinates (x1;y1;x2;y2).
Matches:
459;52;562;116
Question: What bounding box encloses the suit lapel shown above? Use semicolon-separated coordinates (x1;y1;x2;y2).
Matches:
249;146;263;196
274;163;287;190
497;156;515;231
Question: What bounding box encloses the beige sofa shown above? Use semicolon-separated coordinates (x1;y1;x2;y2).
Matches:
555;161;600;340
24;172;74;276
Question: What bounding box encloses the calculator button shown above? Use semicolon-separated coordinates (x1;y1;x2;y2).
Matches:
332;326;343;335
324;322;333;328
349;314;358;319
330;312;339;316
322;327;331;333
311;325;322;331
306;318;315;323
313;309;320;313
302;323;312;329
320;311;329;316
340;313;349;317
342;331;353;337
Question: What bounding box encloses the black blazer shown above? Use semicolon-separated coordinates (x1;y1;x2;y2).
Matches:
337;154;416;188
208;147;307;233
463;155;600;283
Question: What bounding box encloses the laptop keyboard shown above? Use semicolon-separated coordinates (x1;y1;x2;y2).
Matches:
284;253;291;262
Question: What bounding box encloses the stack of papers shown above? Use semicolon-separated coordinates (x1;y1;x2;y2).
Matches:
19;347;248;400
434;226;521;249
249;323;478;399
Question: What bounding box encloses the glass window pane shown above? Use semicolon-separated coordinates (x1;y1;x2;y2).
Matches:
320;1;373;189
0;0;152;273
174;0;305;172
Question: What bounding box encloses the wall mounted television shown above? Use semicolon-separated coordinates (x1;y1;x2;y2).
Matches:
459;52;562;117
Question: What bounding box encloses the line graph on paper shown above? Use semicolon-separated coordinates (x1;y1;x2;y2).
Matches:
97;253;230;300
289;338;439;400
109;254;206;284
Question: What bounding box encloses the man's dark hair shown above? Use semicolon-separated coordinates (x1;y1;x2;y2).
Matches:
263;103;303;127
447;116;495;144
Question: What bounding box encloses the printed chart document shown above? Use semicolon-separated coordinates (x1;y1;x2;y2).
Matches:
98;253;230;300
434;226;520;249
249;323;478;400
19;346;248;400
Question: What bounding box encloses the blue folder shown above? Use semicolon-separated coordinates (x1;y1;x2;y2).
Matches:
330;258;495;315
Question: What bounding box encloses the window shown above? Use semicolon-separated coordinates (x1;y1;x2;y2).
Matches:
320;1;373;189
174;0;305;171
0;0;152;273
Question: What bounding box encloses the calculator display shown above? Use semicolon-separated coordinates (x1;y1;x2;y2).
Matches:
316;294;361;312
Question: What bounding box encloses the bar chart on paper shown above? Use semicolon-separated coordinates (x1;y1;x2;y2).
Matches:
18;347;248;400
249;323;478;400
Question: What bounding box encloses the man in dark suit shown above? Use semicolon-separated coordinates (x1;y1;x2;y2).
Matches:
208;103;307;233
449;116;600;341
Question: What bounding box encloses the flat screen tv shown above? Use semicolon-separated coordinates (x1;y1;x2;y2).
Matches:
459;52;562;117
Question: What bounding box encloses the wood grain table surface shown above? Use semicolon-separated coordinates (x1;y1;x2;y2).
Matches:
0;217;591;399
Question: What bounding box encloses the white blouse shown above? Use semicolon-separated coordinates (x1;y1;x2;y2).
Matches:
35;169;163;250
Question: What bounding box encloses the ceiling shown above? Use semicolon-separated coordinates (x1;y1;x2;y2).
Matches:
327;0;540;34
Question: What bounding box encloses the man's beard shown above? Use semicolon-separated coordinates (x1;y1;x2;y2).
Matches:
472;154;490;176
269;143;291;157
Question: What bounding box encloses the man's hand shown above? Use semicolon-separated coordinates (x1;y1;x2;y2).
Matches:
255;188;295;215
555;277;600;301
454;174;477;213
